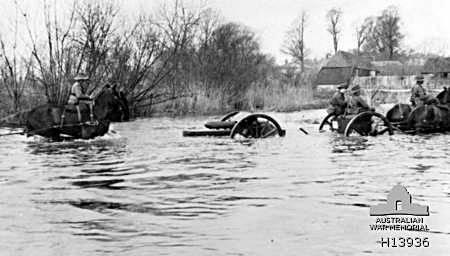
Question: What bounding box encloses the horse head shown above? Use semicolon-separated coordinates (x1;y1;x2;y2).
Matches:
436;87;450;105
111;85;130;121
93;85;129;122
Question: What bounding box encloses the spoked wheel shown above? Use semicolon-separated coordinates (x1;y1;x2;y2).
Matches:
230;114;285;139
221;111;240;121
319;113;338;132
344;111;394;137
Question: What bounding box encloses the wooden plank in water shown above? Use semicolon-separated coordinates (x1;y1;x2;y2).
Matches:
182;130;231;137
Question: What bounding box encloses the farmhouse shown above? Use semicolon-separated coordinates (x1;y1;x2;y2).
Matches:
422;57;450;78
315;51;376;90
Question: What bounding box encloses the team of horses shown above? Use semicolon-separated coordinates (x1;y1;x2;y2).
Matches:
386;87;450;133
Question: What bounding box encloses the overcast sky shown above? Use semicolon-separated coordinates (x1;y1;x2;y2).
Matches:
205;0;450;62
3;0;450;63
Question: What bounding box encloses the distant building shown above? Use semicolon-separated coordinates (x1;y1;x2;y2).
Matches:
315;51;377;90
405;57;426;67
370;60;404;76
422;57;450;78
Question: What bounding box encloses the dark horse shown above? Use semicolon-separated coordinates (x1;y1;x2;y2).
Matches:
386;87;450;132
407;87;450;132
406;104;450;132
386;103;412;124
25;86;128;140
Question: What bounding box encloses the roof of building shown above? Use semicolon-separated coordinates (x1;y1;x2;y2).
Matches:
370;60;404;75
315;66;353;85
422;57;450;73
315;51;375;85
324;51;373;70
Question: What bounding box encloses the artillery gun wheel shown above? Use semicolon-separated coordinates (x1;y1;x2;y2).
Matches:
230;114;285;139
319;113;338;132
344;111;394;137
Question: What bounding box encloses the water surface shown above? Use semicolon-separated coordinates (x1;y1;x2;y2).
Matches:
0;110;449;255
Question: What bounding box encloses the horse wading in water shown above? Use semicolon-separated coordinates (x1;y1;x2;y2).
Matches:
386;87;450;132
406;104;450;132
408;87;450;132
25;86;127;140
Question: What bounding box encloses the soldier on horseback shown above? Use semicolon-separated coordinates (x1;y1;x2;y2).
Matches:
67;74;95;125
410;75;435;107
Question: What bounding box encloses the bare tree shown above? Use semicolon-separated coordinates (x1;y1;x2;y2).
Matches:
0;40;35;113
0;4;36;113
282;11;307;72
107;0;202;115
196;8;222;89
197;8;222;50
355;17;374;55
326;8;342;54
74;1;119;93
363;6;403;60
140;0;201;107
22;1;78;104
108;16;170;113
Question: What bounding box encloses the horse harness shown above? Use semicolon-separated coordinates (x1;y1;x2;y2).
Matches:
60;101;97;129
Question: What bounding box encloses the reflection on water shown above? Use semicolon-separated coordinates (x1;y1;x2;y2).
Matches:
0;110;449;255
329;136;371;153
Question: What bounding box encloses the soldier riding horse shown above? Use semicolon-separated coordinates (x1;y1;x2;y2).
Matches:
387;86;450;133
25;83;128;140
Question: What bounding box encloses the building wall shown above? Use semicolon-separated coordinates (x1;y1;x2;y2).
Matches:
354;75;448;105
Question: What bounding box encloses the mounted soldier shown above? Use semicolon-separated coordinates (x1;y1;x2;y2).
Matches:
346;84;371;115
67;74;95;125
410;75;436;107
327;83;347;115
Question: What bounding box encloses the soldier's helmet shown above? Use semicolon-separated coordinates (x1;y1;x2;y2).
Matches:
337;83;348;89
415;75;424;83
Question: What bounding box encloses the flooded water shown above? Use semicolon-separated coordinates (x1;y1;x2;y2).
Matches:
0;109;449;255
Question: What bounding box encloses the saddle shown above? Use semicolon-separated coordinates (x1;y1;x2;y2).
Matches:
63;104;89;113
60;103;96;127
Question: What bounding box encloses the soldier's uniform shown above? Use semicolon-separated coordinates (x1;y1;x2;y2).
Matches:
64;74;94;126
68;75;90;105
410;75;428;107
346;84;370;115
327;84;347;115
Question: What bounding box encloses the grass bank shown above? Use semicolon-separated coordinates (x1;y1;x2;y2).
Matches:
150;83;328;117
